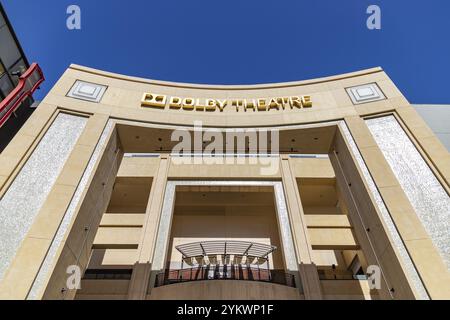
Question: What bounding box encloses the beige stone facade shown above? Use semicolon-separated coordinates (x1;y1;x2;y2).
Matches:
0;65;448;300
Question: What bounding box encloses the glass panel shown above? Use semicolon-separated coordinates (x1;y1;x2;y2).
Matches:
0;73;14;97
0;11;5;28
8;58;26;85
0;25;22;69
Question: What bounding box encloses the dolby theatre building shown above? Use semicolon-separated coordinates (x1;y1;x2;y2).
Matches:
0;65;449;300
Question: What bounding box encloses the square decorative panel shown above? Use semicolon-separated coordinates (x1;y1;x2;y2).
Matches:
67;80;107;103
346;83;385;104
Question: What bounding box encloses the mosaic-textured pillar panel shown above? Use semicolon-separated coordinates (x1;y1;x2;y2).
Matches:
366;116;450;270
0;113;87;280
27;121;114;299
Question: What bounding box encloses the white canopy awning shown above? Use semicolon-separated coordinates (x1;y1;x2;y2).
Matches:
175;240;276;259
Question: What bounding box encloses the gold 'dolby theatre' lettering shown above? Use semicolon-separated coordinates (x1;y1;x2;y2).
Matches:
141;93;313;112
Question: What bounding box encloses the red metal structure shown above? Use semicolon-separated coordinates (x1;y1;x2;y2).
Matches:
0;63;44;128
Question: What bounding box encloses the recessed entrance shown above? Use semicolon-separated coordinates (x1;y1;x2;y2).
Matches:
59;120;418;300
155;184;295;288
151;181;299;290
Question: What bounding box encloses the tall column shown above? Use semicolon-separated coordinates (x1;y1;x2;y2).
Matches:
298;264;322;300
343;116;449;299
127;154;170;300
0;112;111;300
280;155;322;300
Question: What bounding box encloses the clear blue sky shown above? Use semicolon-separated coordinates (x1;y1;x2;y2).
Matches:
2;0;450;103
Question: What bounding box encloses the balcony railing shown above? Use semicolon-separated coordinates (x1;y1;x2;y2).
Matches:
155;266;296;288
0;63;44;128
81;269;133;281
318;270;368;281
